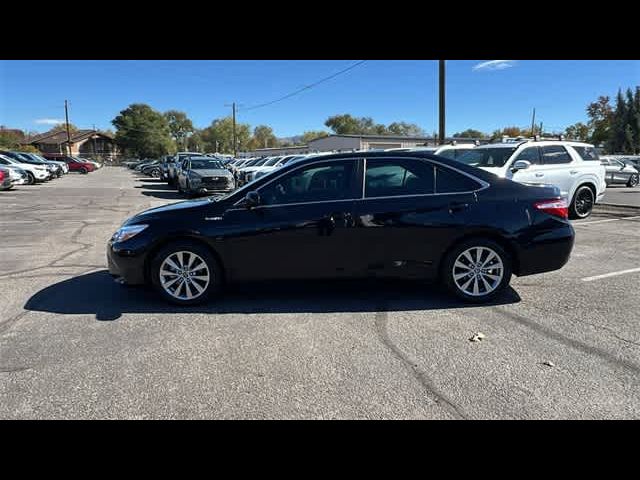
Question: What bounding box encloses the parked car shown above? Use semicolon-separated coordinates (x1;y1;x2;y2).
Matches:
167;152;201;186
18;153;64;177
108;151;574;306
176;156;235;197
0;166;13;190
0;150;57;179
388;143;477;159
3;165;28;185
599;157;639;187
26;153;69;175
42;154;96;174
0;153;49;184
456;140;606;219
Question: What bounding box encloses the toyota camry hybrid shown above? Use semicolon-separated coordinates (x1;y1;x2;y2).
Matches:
107;151;575;305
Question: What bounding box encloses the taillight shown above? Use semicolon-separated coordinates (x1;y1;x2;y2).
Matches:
533;198;568;219
0;170;5;181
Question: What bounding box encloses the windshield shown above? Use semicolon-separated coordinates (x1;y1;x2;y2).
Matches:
17;154;43;164
456;147;516;168
190;159;225;170
263;157;281;166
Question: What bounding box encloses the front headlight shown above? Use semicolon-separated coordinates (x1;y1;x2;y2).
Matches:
112;224;148;243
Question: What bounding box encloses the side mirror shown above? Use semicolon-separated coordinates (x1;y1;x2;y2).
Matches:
241;191;261;209
511;160;531;172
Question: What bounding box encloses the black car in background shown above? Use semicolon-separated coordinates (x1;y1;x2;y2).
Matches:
108;151;575;305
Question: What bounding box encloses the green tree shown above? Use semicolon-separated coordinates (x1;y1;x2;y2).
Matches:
387;122;425;136
453;128;486;138
564;122;591;141
609;90;628;153
325;114;364;134
200;117;251;154
0;130;23;149
112;103;173;158
301;130;329;143
51;123;79;133
586;96;613;146
186;129;204;152
252;125;279;149
163;110;194;150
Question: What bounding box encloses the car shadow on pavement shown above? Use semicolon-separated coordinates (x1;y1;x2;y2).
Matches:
24;270;521;321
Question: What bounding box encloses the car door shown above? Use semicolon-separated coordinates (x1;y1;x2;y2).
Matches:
610;159;630;184
536;145;576;198
352;157;480;279
178;159;189;189
219;159;362;281
508;146;543;185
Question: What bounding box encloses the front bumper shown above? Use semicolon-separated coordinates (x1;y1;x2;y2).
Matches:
107;240;147;285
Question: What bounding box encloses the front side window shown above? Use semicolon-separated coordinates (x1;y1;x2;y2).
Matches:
514;147;542;165
365;158;434;198
541;145;572;165
259;161;356;205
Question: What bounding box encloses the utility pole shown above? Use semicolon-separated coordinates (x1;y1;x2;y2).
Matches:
438;60;446;145
539;122;543;137
92;124;97;158
64;100;72;155
530;108;536;137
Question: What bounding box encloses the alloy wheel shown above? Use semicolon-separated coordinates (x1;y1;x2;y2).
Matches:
452;246;504;297
159;251;210;301
574;187;594;218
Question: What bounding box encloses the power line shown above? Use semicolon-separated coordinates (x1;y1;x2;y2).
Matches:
241;60;368;113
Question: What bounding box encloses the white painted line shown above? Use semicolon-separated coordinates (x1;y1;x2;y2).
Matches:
574;215;640;226
582;267;640;282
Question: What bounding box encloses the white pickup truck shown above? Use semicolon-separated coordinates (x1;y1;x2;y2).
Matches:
456;139;607;219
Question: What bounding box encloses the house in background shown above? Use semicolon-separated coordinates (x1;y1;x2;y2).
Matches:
28;129;118;159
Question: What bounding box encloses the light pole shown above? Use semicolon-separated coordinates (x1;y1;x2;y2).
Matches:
439;60;446;145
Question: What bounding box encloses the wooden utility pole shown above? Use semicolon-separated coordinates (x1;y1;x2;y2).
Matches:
530;108;536;137
64;100;72;155
438;60;445;145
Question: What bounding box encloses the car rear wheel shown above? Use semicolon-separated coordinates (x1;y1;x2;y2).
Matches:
150;241;221;305
569;185;594;219
79;167;88;174
442;239;512;303
627;174;639;188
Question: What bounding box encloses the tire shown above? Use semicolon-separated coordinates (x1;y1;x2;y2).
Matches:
627;174;639;188
150;241;222;305
150;168;161;178
569;185;594;219
79;167;88;174
441;238;512;303
25;172;35;185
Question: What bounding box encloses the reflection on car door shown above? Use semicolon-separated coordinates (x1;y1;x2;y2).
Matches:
220;159;362;281
353;157;479;279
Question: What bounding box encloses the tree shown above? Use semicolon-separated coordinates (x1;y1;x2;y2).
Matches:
112;103;174;158
387;122;425;136
301;131;329;143
163;110;194;150
186;129;204;152
586;95;613;146
200;117;251;154
453;128;486;138
324;114;363;134
609;90;628;153
0;129;24;149
252;125;279;149
51;123;79;133
564;122;591;141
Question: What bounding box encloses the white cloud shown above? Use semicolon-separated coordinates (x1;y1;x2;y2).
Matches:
34;118;65;125
472;60;517;72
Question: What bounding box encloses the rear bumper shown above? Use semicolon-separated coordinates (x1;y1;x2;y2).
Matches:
515;223;575;276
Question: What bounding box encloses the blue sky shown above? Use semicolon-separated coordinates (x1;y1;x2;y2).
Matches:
1;60;638;137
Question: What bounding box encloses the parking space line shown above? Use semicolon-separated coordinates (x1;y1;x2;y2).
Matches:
582;267;640;282
573;215;640;226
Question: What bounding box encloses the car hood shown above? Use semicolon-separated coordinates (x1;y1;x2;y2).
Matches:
126;198;213;224
191;169;231;177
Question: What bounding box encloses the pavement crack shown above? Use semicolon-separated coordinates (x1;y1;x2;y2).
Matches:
374;309;467;420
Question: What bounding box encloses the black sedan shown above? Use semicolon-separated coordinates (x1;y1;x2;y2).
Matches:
107;151;575;305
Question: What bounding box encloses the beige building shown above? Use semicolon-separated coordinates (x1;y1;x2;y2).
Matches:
29;129;118;159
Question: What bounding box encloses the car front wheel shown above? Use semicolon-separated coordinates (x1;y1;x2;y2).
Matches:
25;172;35;185
442;239;512;303
150;241;221;305
569;185;594;219
627;174;639;188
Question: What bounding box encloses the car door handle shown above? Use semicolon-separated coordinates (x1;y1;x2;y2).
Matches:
449;202;469;213
535;173;544;177
570;170;578;175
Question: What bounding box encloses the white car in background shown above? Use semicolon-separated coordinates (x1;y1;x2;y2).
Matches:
456;139;607;219
387;143;478;159
0;153;50;185
4;165;28;185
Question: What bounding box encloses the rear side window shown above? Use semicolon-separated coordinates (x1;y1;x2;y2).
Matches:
435;166;481;193
365;158;434;197
572;146;600;161
437;149;457;160
541;145;572;165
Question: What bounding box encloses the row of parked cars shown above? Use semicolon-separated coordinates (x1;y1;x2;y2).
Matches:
0;150;102;191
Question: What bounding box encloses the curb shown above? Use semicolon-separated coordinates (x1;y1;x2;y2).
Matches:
594;203;640;216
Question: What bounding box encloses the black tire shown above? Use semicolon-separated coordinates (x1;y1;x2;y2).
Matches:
569;185;594;219
441;238;512;303
150;241;222;306
627;174;639;188
79;167;88;174
150;168;161;178
25;172;35;185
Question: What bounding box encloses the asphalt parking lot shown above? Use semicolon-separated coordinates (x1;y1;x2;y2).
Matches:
1;168;639;419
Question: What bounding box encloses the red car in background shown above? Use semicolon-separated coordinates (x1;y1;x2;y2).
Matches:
42;154;96;174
